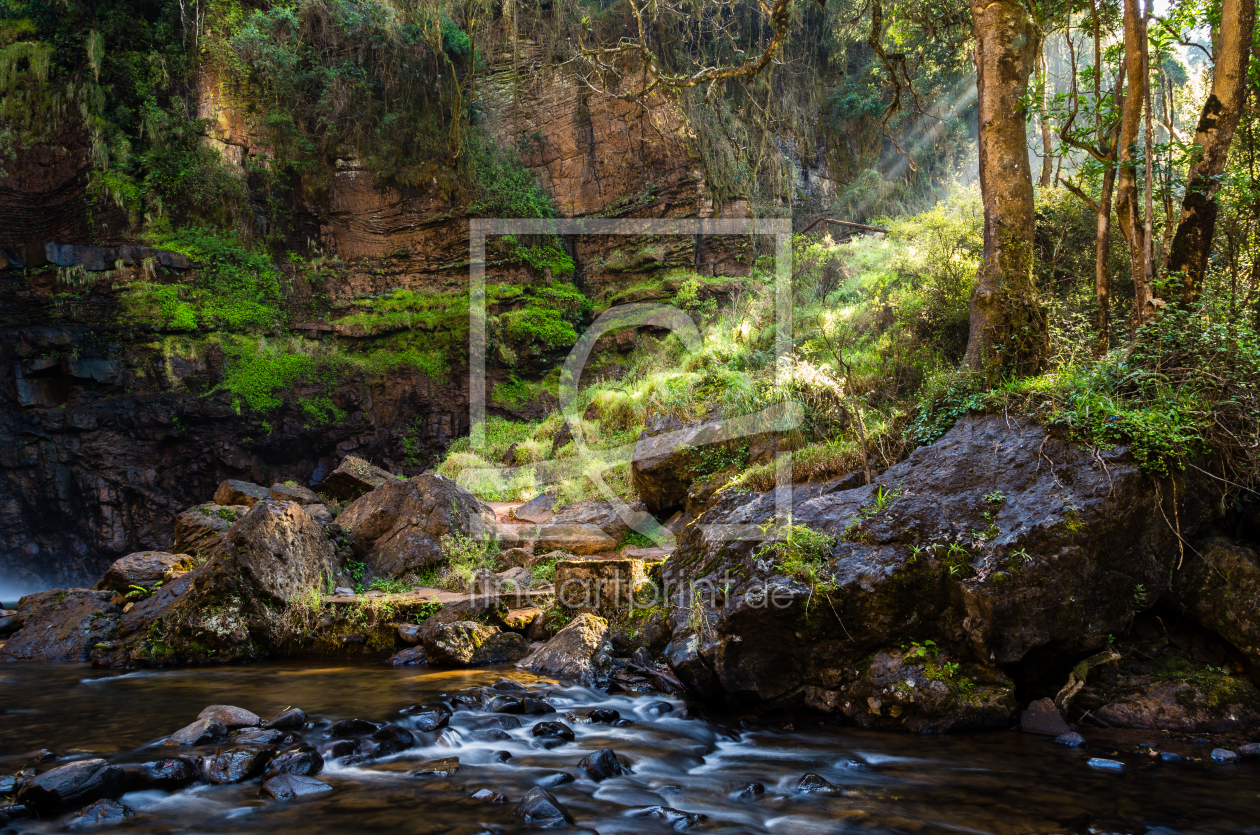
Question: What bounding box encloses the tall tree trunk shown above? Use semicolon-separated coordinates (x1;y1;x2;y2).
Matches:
1037;48;1055;187
1115;0;1151;331
963;0;1045;377
1095;165;1118;351
1164;0;1257;305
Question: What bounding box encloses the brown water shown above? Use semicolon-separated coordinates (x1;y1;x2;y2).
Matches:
1;662;1258;834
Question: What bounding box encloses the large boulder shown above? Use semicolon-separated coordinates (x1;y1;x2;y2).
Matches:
269;483;322;504
555;558;651;609
0;590;120;663
632;416;750;514
422;621;530;666
214;479;270;507
315;455;395;501
17;759;125;813
172;503;248;558
1171;537;1260;666
95;551;196;593
517;613;612;686
661;414;1216;711
549;498;653;540
102;500;338;665
337;473;497;579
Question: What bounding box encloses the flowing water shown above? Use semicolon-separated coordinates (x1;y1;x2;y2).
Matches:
1;662;1257;834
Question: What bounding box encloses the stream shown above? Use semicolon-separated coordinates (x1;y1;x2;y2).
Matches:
1;662;1257;834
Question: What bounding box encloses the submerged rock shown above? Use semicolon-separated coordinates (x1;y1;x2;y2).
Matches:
411;757;460;777
513;787;575;825
796;773;843;795
67;798;134;828
628;805;707;829
400;705;451;732
517;613;613;686
16;759;125;814
261;774;333;800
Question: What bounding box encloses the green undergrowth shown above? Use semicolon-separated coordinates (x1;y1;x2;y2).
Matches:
121;228;286;332
912;305;1260;479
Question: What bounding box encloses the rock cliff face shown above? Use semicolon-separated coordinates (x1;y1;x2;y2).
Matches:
0;30;772;586
661;415;1220;713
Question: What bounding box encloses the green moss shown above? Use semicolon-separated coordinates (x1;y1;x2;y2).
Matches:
501;305;578;350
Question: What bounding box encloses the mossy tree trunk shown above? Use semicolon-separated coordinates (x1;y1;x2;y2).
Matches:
962;0;1047;378
1115;0;1153;330
1163;0;1257;307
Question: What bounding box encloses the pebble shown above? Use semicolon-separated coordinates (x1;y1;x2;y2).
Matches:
1086;758;1125;771
1054;732;1086;747
1159;752;1183;763
1211;748;1238;763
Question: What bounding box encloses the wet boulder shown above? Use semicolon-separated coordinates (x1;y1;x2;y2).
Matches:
123;758;199;791
315;456;395;501
204;747;275;784
400;705;451;732
199;705;261;729
386;647;428;666
423;621;529;666
16;759;125;814
664;414;1216;710
827;648;1018;733
172;504;247;558
577;748;629;781
0;590;120;663
214;479;270;507
531;721;575;741
796;773;843;795
263;708;307;729
95;551;196;593
1021;697;1071;736
513;787;574;825
233;728;288;746
337;473;497;579
263;744;324;779
261;774;333;800
165;717;227;746
67;798;134;828
517;613;612;687
1171;537;1260;666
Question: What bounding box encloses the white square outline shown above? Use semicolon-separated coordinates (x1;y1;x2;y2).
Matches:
468;217;794;541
